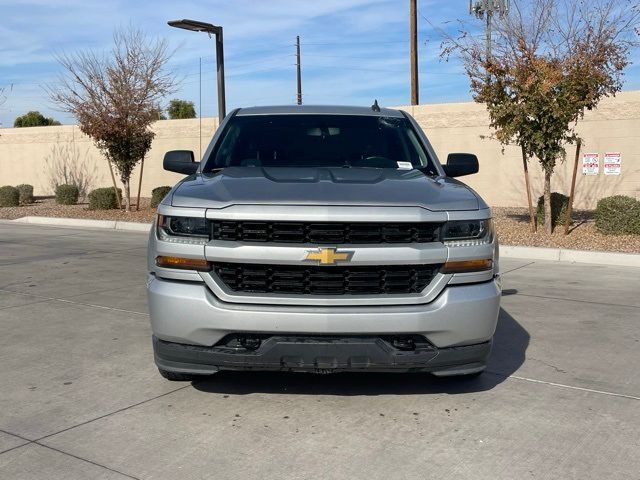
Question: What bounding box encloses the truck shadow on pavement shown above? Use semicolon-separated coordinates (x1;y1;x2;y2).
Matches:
193;307;528;396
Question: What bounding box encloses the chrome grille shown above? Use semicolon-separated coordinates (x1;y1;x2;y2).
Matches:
213;262;441;295
210;221;441;244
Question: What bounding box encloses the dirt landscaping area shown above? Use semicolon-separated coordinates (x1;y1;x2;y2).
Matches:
0;199;638;253
0;197;157;223
492;207;640;253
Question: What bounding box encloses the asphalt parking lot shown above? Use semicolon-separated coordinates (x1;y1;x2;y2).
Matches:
0;222;638;479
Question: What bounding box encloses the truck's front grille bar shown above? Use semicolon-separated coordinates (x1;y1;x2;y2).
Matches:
213;262;441;295
210;221;442;244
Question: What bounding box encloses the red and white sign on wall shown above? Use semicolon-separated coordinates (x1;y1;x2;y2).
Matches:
582;153;599;175
603;152;622;175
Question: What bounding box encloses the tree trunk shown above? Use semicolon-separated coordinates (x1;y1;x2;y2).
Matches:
564;139;581;235
106;158;122;209
123;178;131;212
543;170;552;234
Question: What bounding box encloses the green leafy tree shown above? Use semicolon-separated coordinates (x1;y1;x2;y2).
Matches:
167;99;196;119
14;111;61;127
443;0;640;233
50;27;176;211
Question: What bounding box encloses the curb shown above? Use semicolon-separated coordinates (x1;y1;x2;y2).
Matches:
500;245;640;268
3;216;639;267
9;216;151;232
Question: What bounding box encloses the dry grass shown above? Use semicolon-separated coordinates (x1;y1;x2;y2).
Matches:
1;200;638;253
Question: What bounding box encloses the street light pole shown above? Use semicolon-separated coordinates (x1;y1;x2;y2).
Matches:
168;19;227;124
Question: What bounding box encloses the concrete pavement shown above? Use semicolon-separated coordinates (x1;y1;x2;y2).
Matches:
0;223;638;479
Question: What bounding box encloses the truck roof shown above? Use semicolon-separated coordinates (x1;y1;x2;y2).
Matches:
236;105;405;118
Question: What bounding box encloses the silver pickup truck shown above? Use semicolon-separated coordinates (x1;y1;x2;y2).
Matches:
147;105;501;381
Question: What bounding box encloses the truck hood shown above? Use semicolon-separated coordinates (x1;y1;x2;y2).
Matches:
170;167;481;211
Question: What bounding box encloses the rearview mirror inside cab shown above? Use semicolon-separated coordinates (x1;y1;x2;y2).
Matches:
443;153;479;177
163;150;199;175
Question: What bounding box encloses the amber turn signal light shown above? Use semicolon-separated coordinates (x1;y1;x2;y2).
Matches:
441;259;493;274
155;256;211;271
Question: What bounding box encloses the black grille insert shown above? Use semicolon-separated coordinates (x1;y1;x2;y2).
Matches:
213;262;441;295
211;221;441;244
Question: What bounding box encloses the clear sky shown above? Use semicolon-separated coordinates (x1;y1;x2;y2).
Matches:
1;0;639;127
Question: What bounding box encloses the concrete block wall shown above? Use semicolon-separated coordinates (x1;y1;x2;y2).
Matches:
1;91;639;209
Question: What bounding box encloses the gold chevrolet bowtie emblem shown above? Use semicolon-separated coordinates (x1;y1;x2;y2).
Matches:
304;248;354;265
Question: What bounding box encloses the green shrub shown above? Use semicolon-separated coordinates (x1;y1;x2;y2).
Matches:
150;186;172;208
88;187;122;210
16;184;34;205
0;186;20;207
595;195;640;235
55;184;79;205
537;192;570;227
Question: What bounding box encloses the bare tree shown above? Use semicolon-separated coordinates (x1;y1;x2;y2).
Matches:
443;0;640;233
43;134;100;199
50;27;176;211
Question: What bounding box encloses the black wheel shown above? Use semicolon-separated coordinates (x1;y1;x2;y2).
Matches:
158;368;197;382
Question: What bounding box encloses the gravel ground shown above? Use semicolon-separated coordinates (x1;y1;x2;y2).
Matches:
493;207;640;253
0;199;638;253
0;197;157;223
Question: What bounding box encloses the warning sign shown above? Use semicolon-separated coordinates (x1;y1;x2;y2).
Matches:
603;152;621;175
582;153;599;175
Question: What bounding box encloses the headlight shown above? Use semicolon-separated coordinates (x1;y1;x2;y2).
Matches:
442;219;493;246
156;215;209;244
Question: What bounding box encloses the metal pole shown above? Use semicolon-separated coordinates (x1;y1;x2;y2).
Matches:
485;3;492;64
215;27;226;123
410;0;419;105
296;35;302;105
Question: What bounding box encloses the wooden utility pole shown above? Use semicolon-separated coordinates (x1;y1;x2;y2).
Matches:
296;35;302;105
410;0;419;105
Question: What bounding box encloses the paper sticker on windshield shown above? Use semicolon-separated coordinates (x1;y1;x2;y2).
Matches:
397;161;413;170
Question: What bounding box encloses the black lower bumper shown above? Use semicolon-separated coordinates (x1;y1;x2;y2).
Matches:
153;335;492;376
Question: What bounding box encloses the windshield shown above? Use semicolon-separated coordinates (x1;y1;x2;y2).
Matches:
202;114;437;174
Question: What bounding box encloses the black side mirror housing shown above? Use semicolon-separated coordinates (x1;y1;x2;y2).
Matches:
163;150;199;175
443;153;479;177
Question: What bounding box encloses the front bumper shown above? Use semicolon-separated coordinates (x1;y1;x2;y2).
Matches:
147;275;500;374
153;335;492;375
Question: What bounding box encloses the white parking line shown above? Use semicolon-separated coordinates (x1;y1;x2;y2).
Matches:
0;288;148;317
501;373;640;401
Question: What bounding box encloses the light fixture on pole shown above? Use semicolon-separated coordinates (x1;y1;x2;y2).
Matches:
168;19;227;123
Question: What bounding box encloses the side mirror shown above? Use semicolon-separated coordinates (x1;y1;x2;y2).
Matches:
163;150;199;175
443;153;479;177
